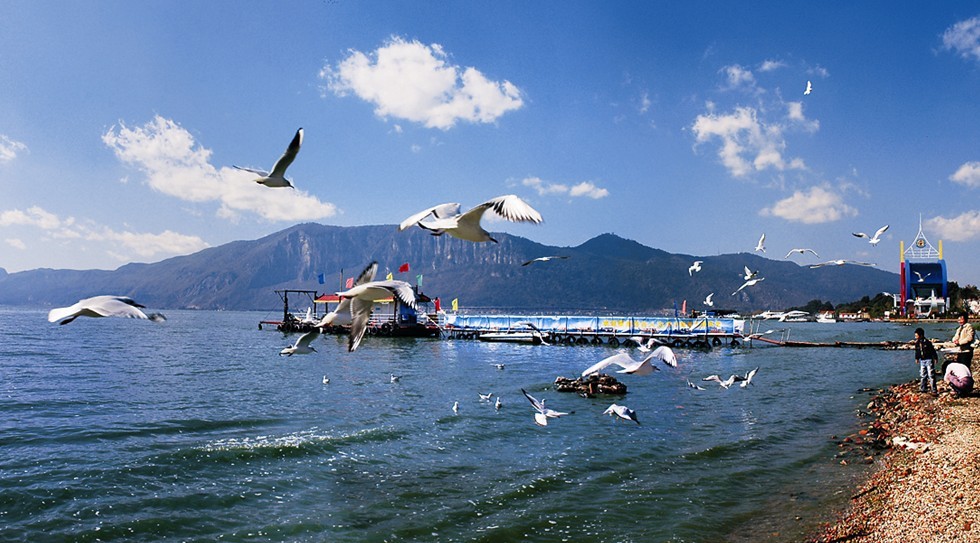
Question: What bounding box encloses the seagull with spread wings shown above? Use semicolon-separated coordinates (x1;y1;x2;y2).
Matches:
689;260;703;276
233;128;303;188
48;295;166;325
732;277;764;296
804;80;812;95
809;260;876;269
522;255;569;266
704;292;715;307
280;329;319;356
521;389;571;426
399;194;542;243
603;404;640;425
754;233;766;253
581;348;677;377
785;248;819;259
852;224;889;246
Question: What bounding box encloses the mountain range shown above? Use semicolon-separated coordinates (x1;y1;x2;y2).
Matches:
0;223;900;314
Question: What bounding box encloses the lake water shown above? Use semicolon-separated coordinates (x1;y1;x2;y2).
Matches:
0;308;956;542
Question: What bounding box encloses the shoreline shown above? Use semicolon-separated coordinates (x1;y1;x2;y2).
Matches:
806;356;980;543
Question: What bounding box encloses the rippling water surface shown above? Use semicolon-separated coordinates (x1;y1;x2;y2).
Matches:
0;308;954;542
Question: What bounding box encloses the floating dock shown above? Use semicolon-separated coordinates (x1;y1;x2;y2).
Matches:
442;314;746;348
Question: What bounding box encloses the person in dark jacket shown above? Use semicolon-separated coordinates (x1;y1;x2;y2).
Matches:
914;327;938;394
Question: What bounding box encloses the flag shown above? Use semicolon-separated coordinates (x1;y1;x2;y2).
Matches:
317;273;325;285
398;262;410;273
386;271;393;281
451;298;458;312
345;277;354;289
681;300;687;315
434;297;441;312
416;274;423;287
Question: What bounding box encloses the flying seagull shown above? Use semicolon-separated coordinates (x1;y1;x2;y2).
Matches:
233;127;303;188
581;348;677;377
522;255;569;266
732;277;764;296
521;389;570;426
478;392;493;402
785;248;819;259
316;261;417;352
914;271;932;283
702;374;737;389
740;366;760;388
687;379;706;391
398;194;543;243
688;260;703;276
852;225;889;246
809;260;876;269
743;266;759;280
632;336;666;352
280;329;319;356
47;295;166;325
804;80;812;95
603;404;640;425
704;293;715;307
754;233;766;253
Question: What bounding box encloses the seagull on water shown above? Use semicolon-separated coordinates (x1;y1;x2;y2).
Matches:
914;271;932;283
316;261;417;352
390;374;401;383
398;194;543;243
704;293;715;307
689;260;703;276
809;260;876;269
322;375;330;384
521;389;570;426
452;401;459;414
603;404;640;425
233;127;303;188
852;225;889;246
581;348;677;377
495;397;502;410
785;248;819;259
492;363;505;370
279;329;319;356
732;277;764;296
754;233;766;253
522;255;569;266
478;392;493;402
47;295;166;325
804;80;812;95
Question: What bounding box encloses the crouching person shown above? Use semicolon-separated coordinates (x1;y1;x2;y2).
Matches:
944;362;974;398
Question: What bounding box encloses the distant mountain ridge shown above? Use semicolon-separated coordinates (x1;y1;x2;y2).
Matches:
0;223;900;313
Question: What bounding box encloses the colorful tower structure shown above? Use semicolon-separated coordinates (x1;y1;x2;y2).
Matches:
900;217;947;317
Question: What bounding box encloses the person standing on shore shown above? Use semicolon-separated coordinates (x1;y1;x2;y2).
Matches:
914;327;938;394
950;313;975;371
943;362;974;398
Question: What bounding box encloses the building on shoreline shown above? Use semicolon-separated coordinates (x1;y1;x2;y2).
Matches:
899;218;947;317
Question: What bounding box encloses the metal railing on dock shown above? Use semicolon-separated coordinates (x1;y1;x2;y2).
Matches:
441;314;746;348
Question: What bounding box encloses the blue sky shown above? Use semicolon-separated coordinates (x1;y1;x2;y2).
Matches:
2;2;980;287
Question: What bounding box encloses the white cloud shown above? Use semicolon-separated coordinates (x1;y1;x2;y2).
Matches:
0;135;28;163
5;238;26;250
0;204;210;262
759;185;858;224
639;91;651;114
522;176;609;199
950;161;980;188
942;16;980;63
321;36;524;130
758;59;785;72
84;227;209;258
0;205;64;229
720;64;757;91
926;210;980;242
102;115;337;221
692;106;808;177
786;101;820;132
569;181;609;199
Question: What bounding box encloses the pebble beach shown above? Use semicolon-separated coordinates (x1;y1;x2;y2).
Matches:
809;350;980;543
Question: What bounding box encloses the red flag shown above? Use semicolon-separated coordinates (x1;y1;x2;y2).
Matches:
398;263;410;273
434;297;441;312
681;300;687;315
345;277;354;289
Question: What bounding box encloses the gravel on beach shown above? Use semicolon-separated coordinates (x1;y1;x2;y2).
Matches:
808;361;980;543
